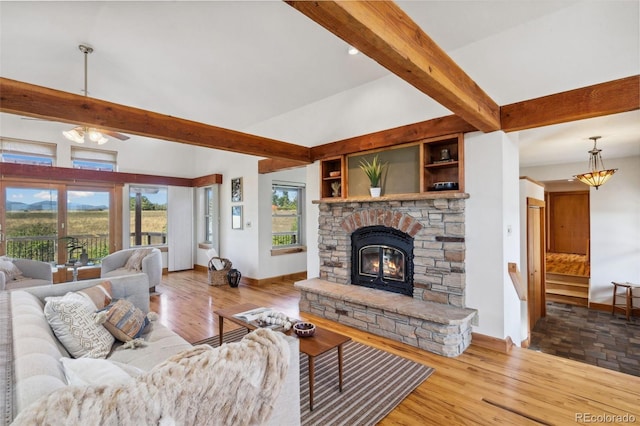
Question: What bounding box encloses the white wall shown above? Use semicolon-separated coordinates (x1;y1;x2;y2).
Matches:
521;156;640;303
465;131;522;343
306;162;320;279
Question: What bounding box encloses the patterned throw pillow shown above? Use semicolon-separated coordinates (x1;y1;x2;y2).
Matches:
44;296;115;359
76;281;113;309
124;249;152;272
0;258;23;281
103;299;149;342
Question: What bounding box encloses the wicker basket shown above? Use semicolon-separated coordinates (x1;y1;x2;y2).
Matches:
208;257;232;286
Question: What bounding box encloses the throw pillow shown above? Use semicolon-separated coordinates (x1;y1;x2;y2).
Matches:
45;291;97;312
0;259;23;281
44;297;114;359
60;357;143;387
76;281;113;309
102;299;149;342
124;248;152;272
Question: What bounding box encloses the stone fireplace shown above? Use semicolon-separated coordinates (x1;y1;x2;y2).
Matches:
295;193;478;357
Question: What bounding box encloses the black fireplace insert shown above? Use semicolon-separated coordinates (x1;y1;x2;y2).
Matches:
351;225;414;296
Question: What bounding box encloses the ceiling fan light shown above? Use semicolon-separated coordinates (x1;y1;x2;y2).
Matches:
88;128;103;142
96;135;109;145
63;129;85;144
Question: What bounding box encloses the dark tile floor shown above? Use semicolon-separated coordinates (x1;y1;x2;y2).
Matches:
529;302;640;377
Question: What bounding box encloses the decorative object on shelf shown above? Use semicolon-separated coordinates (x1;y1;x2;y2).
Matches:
62;45;129;145
359;155;387;197
293;321;316;337
231;177;243;202
231;205;243;229
574;136;618;190
432;181;458;191
226;268;241;288
440;148;451;161
331;181;341;197
329;171;341;177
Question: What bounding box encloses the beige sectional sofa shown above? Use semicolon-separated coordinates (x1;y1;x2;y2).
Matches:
5;273;300;425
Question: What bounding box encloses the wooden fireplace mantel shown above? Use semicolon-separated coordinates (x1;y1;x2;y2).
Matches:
313;192;469;204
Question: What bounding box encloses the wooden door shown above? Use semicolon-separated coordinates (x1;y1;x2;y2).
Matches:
548;192;589;254
527;198;546;331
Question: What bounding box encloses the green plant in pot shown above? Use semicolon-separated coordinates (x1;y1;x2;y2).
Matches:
359;155;387;197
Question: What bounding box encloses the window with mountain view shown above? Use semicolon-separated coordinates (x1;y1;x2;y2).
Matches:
3;185;111;265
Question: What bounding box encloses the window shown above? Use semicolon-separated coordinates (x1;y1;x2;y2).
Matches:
1;137;55;166
272;183;304;248
71;147;117;171
129;186;167;246
3;184;113;265
204;186;216;243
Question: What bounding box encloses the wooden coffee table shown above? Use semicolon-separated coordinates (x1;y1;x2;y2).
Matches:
214;303;351;410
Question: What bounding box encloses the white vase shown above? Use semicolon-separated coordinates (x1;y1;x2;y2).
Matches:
369;187;381;197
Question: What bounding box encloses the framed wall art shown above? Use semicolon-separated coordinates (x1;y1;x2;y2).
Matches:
231;177;243;202
231;205;243;230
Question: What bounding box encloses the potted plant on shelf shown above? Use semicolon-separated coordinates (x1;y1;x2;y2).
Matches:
359;155;387;197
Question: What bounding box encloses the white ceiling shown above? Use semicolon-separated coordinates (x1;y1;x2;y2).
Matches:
0;0;638;167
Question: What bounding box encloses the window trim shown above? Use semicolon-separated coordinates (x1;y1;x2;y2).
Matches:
271;182;305;250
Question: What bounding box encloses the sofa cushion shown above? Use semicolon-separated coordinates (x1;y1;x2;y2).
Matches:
44;294;114;359
102;299;148;342
124;248;152;271
76;281;113;309
60;357;143;386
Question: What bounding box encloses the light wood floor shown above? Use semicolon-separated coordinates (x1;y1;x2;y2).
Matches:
152;270;640;425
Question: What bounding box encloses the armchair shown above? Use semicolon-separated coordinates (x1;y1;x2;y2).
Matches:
0;257;53;291
100;247;162;291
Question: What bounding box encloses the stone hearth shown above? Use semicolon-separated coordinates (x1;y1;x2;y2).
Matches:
298;193;478;357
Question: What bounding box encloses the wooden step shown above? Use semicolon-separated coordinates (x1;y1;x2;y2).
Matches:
546;272;590;285
546;292;589;307
546;279;589;293
546;288;588;298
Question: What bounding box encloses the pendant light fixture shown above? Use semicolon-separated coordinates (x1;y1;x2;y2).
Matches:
573;136;618;190
62;44;129;145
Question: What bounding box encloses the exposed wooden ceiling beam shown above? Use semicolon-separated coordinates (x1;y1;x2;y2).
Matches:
285;0;500;132
258;158;310;174
501;75;640;132
0;78;311;163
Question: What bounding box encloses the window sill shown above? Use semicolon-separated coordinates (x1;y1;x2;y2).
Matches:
271;246;307;256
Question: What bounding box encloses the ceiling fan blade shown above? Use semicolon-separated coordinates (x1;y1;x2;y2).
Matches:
97;128;130;141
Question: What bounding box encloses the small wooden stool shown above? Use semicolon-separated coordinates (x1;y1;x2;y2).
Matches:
611;282;640;321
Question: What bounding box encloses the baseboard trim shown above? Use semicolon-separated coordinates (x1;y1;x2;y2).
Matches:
471;333;514;354
243;271;307;286
588;302;611;312
188;266;306;286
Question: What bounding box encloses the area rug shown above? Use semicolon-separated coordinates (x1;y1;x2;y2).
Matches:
194;328;435;426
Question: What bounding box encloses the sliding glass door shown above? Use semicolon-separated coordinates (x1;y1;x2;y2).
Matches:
1;181;114;265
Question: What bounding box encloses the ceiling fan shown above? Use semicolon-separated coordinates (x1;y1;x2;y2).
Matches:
61;44;129;144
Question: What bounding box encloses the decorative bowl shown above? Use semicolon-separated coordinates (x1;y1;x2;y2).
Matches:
329;171;341;177
293;322;316;337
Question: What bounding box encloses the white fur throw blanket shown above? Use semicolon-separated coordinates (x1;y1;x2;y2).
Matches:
12;328;290;426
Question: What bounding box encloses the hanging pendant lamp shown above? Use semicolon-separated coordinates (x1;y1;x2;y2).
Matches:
573;136;617;190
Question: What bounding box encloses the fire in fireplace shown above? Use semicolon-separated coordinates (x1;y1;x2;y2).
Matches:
351;226;414;296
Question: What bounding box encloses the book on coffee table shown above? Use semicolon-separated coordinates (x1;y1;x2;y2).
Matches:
233;306;271;323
